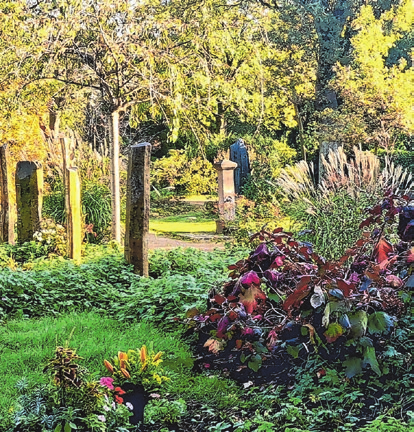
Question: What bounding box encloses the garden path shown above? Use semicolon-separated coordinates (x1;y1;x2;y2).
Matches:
148;233;224;251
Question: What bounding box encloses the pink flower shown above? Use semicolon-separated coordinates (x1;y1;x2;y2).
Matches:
203;363;210;368
150;393;161;398
97;415;106;422
99;377;114;390
125;402;134;410
242;327;254;336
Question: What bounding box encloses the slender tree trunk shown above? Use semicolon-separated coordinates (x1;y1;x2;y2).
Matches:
293;99;306;162
110;110;121;243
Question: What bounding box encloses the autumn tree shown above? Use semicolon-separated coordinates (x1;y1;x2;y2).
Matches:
329;0;414;150
29;0;188;242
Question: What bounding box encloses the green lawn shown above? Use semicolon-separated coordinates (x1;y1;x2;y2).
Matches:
150;212;216;234
0;313;193;416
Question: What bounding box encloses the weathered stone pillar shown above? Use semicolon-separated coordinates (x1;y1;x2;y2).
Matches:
214;160;237;224
67;167;82;263
124;143;151;276
0;145;15;244
16;162;43;243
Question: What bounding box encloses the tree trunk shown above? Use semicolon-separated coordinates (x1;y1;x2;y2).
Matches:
110;110;121;243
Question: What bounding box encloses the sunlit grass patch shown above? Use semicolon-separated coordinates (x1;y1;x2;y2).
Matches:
150;220;216;233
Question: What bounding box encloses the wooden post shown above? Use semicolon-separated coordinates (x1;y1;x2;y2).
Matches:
124;143;151;276
214;159;237;224
67;167;82;263
16;162;43;243
0;145;15;244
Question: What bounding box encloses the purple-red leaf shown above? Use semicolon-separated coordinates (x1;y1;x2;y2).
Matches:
283;276;312;311
217;316;230;338
240;271;261;287
251;243;269;261
337;279;355;297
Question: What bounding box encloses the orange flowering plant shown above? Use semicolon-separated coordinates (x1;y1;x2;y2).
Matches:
103;345;170;392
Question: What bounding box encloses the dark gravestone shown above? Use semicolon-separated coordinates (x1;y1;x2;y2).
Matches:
230;139;250;195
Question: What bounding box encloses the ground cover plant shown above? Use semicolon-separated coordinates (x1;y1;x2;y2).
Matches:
1;201;413;430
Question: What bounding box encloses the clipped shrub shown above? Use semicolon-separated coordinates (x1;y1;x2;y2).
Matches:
151;150;217;196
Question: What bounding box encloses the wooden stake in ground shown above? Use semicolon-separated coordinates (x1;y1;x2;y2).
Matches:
0;145;15;244
66;167;82;263
124;143;151;276
15;162;43;243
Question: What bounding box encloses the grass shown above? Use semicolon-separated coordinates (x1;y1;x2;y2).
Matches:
0;311;248;431
181;195;217;202
150;220;216;234
0;313;190;413
150;210;217;234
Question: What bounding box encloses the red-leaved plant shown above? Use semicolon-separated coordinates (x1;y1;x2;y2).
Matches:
192;191;412;379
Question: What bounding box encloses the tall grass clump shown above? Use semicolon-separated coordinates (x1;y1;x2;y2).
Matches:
278;146;413;259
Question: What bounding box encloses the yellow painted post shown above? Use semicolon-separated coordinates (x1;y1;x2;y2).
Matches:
67;167;82;263
0;145;15;244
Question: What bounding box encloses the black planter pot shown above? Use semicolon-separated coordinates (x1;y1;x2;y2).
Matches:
121;383;149;425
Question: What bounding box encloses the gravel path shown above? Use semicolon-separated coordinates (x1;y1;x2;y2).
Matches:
148;233;224;251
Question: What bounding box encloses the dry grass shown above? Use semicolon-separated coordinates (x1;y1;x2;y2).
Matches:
278;146;413;202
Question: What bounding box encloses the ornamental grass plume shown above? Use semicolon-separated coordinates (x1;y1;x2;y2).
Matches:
278;146;413;202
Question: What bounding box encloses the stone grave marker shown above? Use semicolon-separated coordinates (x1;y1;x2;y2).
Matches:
0;145;15;244
230;138;250;194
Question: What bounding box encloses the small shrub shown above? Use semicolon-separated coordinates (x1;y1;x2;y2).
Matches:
145;398;187;425
151;150;217;196
43;180;111;243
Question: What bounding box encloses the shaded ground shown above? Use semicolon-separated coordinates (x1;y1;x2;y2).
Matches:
148;233;225;251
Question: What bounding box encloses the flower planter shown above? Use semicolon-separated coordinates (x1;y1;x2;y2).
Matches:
121;383;149;425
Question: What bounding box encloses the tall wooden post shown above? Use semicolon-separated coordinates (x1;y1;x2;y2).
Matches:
67;167;82;263
16;162;43;243
0;145;15;244
124;143;151;276
214;160;237;222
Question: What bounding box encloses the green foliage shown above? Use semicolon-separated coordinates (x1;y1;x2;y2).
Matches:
0;246;247;325
145;398;187;424
288;188;376;259
43;180;111;243
241;136;297;204
151;150;217;196
331;0;414;150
